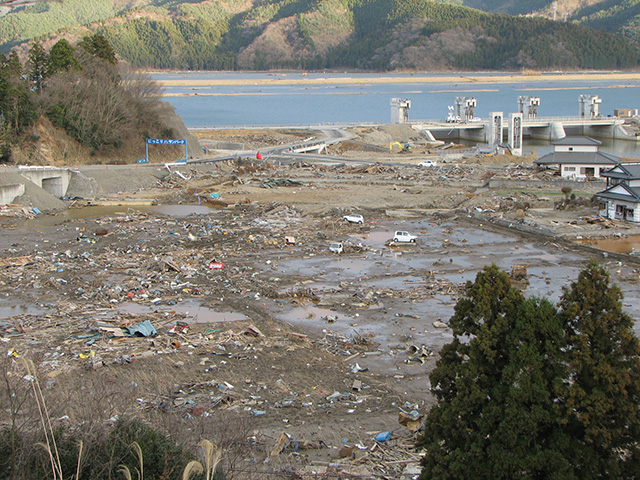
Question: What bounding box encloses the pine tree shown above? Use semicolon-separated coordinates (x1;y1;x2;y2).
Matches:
47;39;80;76
419;265;571;479
558;260;640;478
419;262;640;479
27;41;48;92
0;50;35;159
79;34;117;65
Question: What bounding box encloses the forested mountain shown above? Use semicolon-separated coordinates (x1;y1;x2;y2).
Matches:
452;0;640;42
444;0;554;15
0;0;637;71
571;0;640;42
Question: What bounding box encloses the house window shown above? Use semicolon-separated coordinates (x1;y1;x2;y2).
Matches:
564;166;576;172
616;205;626;215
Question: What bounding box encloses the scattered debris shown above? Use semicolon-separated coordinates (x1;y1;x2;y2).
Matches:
510;264;529;283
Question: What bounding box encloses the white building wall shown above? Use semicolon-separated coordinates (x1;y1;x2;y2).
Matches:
555;145;598;153
561;164;607;179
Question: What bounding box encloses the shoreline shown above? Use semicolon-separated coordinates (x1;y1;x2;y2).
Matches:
156;72;640;88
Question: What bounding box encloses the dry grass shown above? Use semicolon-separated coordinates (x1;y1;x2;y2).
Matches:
1;355;252;479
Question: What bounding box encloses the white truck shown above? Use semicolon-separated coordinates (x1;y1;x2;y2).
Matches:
329;242;344;254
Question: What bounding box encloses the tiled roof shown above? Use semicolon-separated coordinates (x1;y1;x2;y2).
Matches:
534;151;620;166
595;182;640;202
551;136;602;146
601;163;640;180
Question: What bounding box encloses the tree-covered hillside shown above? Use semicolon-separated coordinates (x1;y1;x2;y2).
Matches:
0;0;151;49
0;34;179;164
457;0;554;15
572;0;640;42
0;0;637;71
456;0;640;42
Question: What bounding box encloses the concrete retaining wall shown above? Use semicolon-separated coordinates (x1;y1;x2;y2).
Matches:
488;177;605;192
18;167;72;197
0;183;25;205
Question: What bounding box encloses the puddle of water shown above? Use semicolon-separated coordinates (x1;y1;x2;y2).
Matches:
366;275;425;289
279;305;349;328
441;271;477;285
278;304;389;339
278;256;381;278
506;265;581;302
0;304;52;319
581;235;640;254
150;205;216;217
118;301;248;323
360;230;393;245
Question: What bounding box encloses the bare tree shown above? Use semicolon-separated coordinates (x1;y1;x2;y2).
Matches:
118;64;163;108
42;61;136;150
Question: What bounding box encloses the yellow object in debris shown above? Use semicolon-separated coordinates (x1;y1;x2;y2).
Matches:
389;141;410;152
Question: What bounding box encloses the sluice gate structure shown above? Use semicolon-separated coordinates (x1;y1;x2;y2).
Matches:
412;116;634;143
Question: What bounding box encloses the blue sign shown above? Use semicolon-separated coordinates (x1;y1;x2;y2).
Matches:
136;157;149;164
146;138;186;145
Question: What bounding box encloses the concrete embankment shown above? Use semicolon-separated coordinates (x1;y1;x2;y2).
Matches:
0;171;66;211
2;163;213;212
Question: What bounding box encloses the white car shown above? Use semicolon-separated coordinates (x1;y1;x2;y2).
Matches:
418;160;438;167
343;214;364;224
393;231;417;243
329;242;344;254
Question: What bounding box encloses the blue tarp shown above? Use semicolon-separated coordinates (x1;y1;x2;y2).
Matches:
126;320;157;337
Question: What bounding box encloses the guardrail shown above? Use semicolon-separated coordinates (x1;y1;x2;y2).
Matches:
17;165;66;171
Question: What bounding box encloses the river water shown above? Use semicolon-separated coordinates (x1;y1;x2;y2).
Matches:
154;71;640;157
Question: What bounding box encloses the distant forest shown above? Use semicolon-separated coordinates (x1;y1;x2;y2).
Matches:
0;0;637;71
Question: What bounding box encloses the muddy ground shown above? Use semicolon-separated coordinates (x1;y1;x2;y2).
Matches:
3;127;640;479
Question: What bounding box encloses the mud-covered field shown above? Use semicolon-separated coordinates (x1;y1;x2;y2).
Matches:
3;131;640;478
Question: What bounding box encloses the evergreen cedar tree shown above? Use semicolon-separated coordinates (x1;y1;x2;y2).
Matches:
46;39;81;76
79;34;117;65
418;261;640;479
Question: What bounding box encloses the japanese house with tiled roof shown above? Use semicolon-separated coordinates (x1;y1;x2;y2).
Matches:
596;163;640;222
534;137;620;180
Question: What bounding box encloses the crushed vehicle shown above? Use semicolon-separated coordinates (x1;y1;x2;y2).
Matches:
343;214;364;224
393;231;417;243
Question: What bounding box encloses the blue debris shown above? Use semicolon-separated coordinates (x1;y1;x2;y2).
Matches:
126;320;157;337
